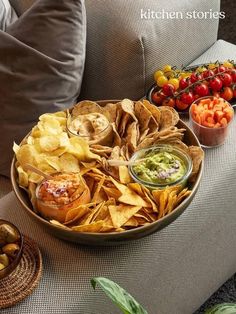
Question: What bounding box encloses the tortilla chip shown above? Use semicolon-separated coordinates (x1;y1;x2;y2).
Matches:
109;204;141;228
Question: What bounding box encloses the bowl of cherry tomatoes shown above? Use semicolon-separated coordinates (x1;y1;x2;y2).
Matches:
147;61;236;114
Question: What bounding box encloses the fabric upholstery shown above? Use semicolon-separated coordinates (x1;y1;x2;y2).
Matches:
0;0;17;30
9;0;34;15
0;0;86;177
1;115;236;314
188;39;236;66
80;0;220;100
10;0;220;101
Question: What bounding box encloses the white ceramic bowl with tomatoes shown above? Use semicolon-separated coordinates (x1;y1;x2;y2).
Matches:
189;96;234;148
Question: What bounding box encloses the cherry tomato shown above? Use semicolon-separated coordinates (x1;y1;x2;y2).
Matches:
216;65;226;73
209;77;223;91
233;86;236;99
194;83;209;97
156;75;168;87
154;70;164;81
230;69;236;82
163;64;172;73
168;78;179;90
176;98;189;111
220;73;233;87
202;70;215;79
223;61;234;69
162;98;175;108
179;78;190;90
152;91;164;104
190;72;203;83
162;83;175;96
194;94;200;101
220;87;233;101
180;91;194;105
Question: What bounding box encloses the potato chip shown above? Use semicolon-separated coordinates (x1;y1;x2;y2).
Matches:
17;166;29;187
59;153;80;172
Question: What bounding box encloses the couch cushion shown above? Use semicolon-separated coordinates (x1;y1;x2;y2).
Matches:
0;0;86;177
188;39;236;66
80;0;220;100
9;0;35;16
0;0;17;30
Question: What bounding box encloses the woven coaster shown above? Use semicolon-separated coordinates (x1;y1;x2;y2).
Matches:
0;235;43;309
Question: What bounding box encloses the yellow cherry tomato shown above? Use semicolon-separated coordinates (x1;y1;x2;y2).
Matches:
196;66;207;73
208;63;217;70
168;78;179;90
163;64;172;73
156;75;168;87
223;61;234;69
154;70;164;81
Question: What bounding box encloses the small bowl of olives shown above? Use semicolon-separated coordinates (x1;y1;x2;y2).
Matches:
0;219;23;280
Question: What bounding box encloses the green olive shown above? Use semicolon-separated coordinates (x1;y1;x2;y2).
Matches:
0;254;9;267
0;263;5;270
0;224;20;245
2;243;20;258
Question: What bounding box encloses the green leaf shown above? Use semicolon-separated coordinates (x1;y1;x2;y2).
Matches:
205;303;236;314
91;277;148;314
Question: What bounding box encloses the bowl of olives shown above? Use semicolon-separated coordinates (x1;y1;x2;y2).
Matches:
0;220;23;280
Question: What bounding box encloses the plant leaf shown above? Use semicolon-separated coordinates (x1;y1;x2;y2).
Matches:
91;277;148;314
205;303;236;314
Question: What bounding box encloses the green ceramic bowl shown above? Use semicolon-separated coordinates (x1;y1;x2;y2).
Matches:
11;100;203;246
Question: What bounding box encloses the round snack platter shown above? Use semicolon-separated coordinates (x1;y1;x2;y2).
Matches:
0;236;42;309
147;63;236;115
11;99;204;245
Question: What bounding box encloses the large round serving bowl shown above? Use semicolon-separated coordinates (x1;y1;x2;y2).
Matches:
11;100;203;245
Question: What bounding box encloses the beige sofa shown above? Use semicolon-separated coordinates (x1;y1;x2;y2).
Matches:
2;1;236;313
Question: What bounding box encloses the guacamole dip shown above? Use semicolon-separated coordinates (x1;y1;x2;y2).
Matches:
132;151;187;185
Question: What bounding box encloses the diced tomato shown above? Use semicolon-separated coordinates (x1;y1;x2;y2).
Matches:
202;120;215;128
213;122;221;128
194;114;201;124
199;98;211;106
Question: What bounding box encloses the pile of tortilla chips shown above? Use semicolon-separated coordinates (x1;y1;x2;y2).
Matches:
14;99;204;233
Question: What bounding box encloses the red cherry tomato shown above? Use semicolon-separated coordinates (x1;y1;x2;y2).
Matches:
194;83;209;97
233;86;236;99
176;98;189;111
162;97;176;108
220;73;233;87
162;83;175;96
190;72;203;83
152;91;164;104
202;70;215;79
180;91;194;105
230;69;236;82
179;78;190;90
216;65;226;73
209;77;223;91
220;87;233;101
